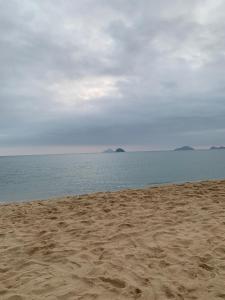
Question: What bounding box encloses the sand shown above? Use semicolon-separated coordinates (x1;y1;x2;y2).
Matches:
1;180;225;300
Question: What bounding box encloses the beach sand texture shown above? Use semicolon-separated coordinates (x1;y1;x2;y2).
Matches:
1;180;225;299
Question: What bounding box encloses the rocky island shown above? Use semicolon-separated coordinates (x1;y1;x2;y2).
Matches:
103;148;115;153
210;146;225;150
174;146;194;151
103;148;126;153
115;148;125;152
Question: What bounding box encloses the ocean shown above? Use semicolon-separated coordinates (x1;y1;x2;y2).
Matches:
0;150;225;203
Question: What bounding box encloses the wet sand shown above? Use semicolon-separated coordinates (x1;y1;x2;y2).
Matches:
1;180;225;299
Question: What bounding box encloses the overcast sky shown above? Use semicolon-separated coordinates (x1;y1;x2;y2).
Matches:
1;0;225;155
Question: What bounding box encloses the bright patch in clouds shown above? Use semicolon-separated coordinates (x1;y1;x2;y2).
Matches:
50;76;121;107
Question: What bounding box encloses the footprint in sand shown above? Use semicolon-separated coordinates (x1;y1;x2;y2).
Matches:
99;276;126;288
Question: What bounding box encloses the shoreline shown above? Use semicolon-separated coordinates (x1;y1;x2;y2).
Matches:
1;178;225;205
1;179;225;299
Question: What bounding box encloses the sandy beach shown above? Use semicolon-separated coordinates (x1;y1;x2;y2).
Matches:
1;180;225;299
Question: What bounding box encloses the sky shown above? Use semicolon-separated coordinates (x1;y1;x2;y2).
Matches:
1;0;225;155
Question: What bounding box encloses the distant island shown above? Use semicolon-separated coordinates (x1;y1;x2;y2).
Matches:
103;148;126;153
174;146;194;151
210;146;225;150
115;148;125;152
103;148;114;153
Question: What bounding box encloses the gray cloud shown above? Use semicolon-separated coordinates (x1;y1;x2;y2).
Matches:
1;0;225;154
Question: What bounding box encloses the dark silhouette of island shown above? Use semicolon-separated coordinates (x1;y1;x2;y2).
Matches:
115;148;125;152
174;146;194;151
103;148;126;153
210;146;225;150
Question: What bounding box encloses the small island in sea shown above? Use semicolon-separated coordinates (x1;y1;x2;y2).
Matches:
174;146;195;151
210;146;225;150
115;148;125;152
103;148;115;153
103;148;126;153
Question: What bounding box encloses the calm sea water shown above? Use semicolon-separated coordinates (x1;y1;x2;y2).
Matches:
0;150;225;203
